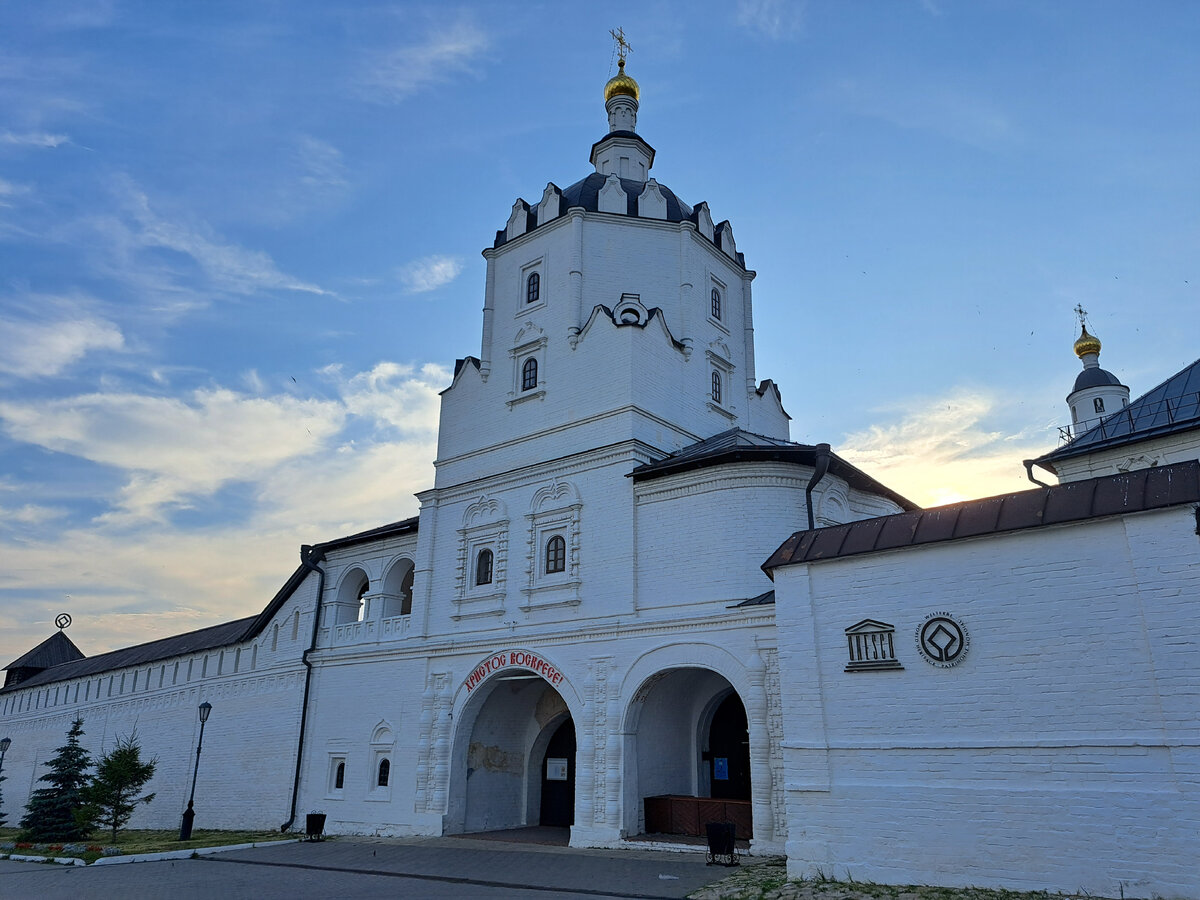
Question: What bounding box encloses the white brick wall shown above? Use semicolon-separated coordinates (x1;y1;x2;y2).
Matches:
772;504;1200;897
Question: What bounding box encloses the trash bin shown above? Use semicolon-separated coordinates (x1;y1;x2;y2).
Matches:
305;812;327;842
705;821;738;867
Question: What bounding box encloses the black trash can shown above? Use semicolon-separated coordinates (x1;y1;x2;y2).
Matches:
305;812;327;842
705;821;738;867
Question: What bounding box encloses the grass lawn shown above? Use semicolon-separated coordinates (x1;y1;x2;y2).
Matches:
689;859;1109;900
0;827;292;864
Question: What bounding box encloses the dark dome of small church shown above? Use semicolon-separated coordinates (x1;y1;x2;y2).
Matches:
1073;366;1123;392
560;172;692;221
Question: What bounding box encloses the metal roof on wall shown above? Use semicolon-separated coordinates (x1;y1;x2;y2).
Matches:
763;459;1200;573
1038;358;1200;469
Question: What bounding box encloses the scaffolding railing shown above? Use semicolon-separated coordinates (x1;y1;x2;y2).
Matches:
1058;390;1200;444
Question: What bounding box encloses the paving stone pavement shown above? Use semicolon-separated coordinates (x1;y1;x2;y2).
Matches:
0;834;747;899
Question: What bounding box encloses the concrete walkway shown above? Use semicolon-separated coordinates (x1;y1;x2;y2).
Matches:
0;833;741;899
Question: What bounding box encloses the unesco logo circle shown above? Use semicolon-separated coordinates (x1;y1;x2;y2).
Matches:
915;612;969;668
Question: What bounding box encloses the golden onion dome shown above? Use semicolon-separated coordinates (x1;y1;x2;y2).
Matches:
1074;326;1102;358
604;59;640;103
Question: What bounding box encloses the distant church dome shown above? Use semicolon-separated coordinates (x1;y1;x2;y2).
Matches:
1073;365;1122;392
1064;316;1129;427
604;59;640;102
1073;326;1102;359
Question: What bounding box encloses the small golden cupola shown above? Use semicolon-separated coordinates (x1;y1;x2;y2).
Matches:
1073;325;1102;359
604;58;640;103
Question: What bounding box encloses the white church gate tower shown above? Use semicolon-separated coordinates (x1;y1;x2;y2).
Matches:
408;41;802;850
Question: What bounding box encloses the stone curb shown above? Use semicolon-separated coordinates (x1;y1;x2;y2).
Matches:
3;853;87;866
2;839;299;868
90;838;301;866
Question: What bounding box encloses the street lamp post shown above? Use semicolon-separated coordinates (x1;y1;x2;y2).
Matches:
1;736;11;826
178;701;212;841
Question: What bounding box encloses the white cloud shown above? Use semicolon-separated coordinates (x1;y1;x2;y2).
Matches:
120;185;335;297
821;78;1016;149
0;304;124;377
0;502;67;526
0;130;69;148
838;389;1053;507
0;362;447;661
327;361;450;432
0;388;347;522
0;361;448;530
296;135;347;192
0;177;30;205
363;17;489;102
737;0;807;39
399;255;464;293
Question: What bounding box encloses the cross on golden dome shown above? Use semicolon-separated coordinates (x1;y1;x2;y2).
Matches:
605;27;640;103
609;27;632;65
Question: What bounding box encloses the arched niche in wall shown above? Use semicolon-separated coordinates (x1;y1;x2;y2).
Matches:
381;557;415;617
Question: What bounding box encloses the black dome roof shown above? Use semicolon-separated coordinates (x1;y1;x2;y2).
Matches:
1073;367;1123;392
560;172;693;221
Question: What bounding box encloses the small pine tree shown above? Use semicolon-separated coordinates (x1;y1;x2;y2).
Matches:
19;717;94;841
81;730;158;841
0;768;7;828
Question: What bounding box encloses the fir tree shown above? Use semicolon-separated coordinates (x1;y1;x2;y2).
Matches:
0;768;7;828
82;730;158;841
19;717;94;841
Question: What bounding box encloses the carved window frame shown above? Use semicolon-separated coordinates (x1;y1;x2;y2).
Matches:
367;721;394;801
518;257;546;315
508;322;547;408
456;496;508;620
522;480;582;611
705;344;736;421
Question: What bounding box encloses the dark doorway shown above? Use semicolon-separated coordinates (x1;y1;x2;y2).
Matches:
707;693;750;800
539;718;576;827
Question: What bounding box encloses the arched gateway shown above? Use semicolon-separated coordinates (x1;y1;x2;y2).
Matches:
445;650;579;835
623;667;754;840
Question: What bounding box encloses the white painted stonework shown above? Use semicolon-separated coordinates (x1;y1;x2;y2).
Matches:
770;503;1200;898
2;71;1198;900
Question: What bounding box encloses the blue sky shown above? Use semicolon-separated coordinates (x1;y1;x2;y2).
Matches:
1;0;1197;663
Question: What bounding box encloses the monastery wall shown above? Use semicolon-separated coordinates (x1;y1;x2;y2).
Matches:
0;576;318;832
772;504;1200;898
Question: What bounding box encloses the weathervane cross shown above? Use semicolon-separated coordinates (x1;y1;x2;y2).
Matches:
610;26;632;65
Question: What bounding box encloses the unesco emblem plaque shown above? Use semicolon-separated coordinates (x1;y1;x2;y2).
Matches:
915;611;969;668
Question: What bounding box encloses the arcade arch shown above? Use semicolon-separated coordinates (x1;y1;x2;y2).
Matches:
381;557;414;617
446;652;579;835
332;567;369;624
623;666;753;839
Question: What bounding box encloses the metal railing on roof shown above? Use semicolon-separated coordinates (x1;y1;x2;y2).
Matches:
1058;389;1200;444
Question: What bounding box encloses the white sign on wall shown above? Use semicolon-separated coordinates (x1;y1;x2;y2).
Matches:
546;758;568;781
